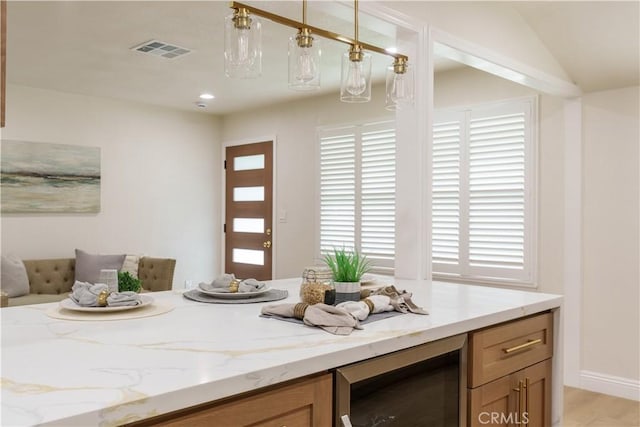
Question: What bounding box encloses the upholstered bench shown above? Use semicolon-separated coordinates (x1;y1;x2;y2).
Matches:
6;257;176;307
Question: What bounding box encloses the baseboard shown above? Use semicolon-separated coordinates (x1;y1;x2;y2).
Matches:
579;370;640;401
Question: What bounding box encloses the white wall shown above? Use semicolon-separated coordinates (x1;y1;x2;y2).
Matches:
221;86;393;279
1;84;222;289
434;67;566;295
581;86;640;392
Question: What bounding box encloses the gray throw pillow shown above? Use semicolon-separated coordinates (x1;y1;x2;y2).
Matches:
1;255;30;297
75;249;126;284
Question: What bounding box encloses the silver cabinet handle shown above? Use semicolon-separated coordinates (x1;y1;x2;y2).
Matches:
341;414;353;427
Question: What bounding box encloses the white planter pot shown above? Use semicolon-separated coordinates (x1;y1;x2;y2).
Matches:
333;281;361;305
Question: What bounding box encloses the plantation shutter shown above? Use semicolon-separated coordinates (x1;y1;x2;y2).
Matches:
319;128;356;253
468;108;527;278
318;121;396;272
432;113;464;273
361;123;396;270
432;98;535;284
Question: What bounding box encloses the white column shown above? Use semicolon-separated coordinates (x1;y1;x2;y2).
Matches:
562;98;583;387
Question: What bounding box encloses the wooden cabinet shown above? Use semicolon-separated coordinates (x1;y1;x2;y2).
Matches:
469;359;552;427
128;373;332;427
468;312;553;426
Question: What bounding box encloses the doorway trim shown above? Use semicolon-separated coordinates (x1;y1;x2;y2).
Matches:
221;135;278;279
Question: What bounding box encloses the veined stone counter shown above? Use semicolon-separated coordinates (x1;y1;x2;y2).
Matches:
1;279;562;426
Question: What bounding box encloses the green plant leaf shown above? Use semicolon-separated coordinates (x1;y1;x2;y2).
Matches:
322;246;371;282
118;271;142;293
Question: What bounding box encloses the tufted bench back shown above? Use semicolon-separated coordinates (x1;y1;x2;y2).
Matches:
22;257;176;294
23;259;76;295
138;257;176;292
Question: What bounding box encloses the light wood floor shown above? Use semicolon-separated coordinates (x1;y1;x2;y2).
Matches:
563;387;640;426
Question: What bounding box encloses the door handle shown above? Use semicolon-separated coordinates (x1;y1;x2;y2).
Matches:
524;377;530;426
263;240;271;248
514;379;524;425
503;339;542;354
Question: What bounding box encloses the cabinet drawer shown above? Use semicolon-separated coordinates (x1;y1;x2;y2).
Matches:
129;373;332;427
469;312;553;388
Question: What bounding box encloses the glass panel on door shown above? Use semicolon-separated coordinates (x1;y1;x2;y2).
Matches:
234;154;265;171
233;218;265;233
233;186;265;202
232;248;265;266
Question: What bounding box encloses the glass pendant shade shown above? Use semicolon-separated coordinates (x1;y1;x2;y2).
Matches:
385;60;414;111
224;10;262;79
288;30;321;91
340;48;372;103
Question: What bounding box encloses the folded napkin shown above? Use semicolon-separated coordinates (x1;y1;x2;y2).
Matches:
107;291;142;307
261;303;362;335
372;285;429;315
199;273;236;292
336;295;394;321
70;281;142;307
200;275;266;293
238;278;266;293
71;281;107;307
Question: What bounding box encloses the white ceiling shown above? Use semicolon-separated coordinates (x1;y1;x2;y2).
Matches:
6;1;639;115
7;1;408;114
512;1;640;93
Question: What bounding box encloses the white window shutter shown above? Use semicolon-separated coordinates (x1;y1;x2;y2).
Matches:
432;115;463;272
318;121;396;273
432;98;536;285
468;111;526;276
319;129;356;253
361;123;396;269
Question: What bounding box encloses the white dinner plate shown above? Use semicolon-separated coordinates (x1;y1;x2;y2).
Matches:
197;285;272;299
59;295;154;312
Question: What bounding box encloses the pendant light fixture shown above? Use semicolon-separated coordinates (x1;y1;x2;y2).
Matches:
385;56;414;110
340;0;371;103
224;7;262;78
225;1;412;108
288;0;321;91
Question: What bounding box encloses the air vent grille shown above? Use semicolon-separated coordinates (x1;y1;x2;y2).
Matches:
131;40;192;59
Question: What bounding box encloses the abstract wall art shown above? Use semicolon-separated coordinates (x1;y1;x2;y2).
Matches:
1;140;101;213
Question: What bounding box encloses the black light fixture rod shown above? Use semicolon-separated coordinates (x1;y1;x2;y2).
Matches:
228;1;408;61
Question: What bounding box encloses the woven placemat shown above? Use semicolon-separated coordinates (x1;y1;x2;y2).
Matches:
183;289;289;304
260;309;402;326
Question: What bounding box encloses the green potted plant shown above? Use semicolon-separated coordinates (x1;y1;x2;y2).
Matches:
118;271;142;293
323;247;371;304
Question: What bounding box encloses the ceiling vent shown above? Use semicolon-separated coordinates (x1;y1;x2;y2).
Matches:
131;40;192;59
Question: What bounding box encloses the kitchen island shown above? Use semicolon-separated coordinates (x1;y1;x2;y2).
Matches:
1;278;562;426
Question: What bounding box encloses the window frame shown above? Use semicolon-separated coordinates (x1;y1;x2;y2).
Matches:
316;119;396;274
432;96;538;287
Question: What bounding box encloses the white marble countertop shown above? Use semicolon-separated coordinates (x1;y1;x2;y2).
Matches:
1;279;562;426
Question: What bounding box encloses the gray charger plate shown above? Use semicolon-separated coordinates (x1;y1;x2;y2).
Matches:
183;288;288;304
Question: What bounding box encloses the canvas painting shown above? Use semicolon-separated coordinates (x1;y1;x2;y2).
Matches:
1;140;101;213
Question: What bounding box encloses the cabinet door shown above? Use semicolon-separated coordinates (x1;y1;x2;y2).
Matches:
515;359;552;427
469;359;551;427
468;375;516;426
142;373;332;427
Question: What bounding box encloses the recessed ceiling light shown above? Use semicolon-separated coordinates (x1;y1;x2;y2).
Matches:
199;93;215;100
